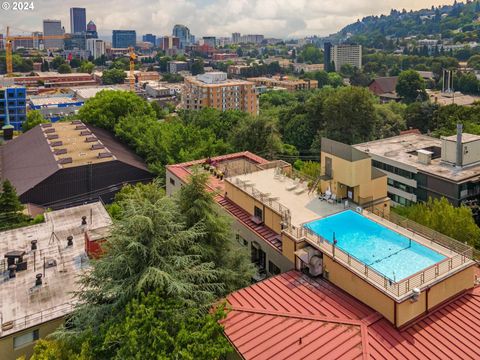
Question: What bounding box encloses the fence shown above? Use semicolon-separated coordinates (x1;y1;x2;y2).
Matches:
1;303;73;336
286;210;474;299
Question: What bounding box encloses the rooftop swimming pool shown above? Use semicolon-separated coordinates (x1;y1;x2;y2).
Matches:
304;210;446;281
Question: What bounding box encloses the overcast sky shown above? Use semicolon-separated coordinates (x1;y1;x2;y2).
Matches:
1;0;457;39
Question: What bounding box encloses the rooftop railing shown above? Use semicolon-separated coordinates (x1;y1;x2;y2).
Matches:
285;208;474;299
0;303;74;336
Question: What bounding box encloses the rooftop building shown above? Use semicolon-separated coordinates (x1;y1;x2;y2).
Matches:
72;86;125;101
247;76;318;92
353;126;480;208
0;202;111;360
0;121;153;209
168;145;476;329
28;95;84;122
5;72;97;90
182;72;258;115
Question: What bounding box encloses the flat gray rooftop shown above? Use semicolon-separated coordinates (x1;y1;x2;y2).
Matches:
230;168;344;227
0;202;112;338
354;133;480;182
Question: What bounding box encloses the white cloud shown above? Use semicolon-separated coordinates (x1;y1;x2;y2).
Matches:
0;0;456;38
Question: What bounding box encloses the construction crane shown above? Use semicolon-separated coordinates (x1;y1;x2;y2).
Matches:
128;46;136;91
3;26;70;76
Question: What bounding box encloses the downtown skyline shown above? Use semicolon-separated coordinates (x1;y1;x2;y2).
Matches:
1;0;457;39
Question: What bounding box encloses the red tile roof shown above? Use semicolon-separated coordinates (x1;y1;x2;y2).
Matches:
218;197;282;252
223;271;480;360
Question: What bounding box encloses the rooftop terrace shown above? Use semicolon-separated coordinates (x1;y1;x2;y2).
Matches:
0;202;112;338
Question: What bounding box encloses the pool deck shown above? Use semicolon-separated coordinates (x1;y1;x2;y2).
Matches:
230;168;345;227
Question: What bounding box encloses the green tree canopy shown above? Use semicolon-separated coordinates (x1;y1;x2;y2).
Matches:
102;69;127;85
57;63;72;74
22;110;50;132
79;61;95;74
396;70;427;103
394;197;480;249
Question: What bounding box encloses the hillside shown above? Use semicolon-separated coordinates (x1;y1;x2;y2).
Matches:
336;1;480;45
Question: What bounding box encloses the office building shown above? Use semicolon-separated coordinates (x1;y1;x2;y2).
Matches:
0;34;3;50
142;34;156;45
86;38;106;59
354;125;480;211
42;20;64;49
0;86;27;131
112;30;136;48
70;7;86;33
159;36;180;51
329;44;362;72
65;32;86;50
247;76;318;92
182;72;258;115
86;20;98;39
202;36;216;48
231;32;240;44
0;202;111;360
324;42;332;71
0;121;153;208
167;142;476;334
12;38;34;50
167;60;188;73
236;34;264;44
9;73;97;89
28;95;84;122
172;24;192;49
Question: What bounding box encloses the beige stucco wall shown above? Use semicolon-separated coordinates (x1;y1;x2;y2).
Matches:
427;265;475;309
323;256;395;323
0;317;65;360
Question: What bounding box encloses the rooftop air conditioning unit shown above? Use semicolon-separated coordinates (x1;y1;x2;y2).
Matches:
308;255;323;277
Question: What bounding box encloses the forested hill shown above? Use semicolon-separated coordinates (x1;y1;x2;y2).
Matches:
336;1;480;44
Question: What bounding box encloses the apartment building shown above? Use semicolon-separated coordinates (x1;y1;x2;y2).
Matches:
0;202;111;360
247;76;318;92
86;38;105;59
329;44;362;72
182;72;258;115
0;86;27;131
167;142;476;332
354;125;480;209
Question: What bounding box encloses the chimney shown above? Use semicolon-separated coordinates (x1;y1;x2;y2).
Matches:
35;273;43;286
456;123;463;168
81;216;87;226
67;235;73;247
31;239;38;251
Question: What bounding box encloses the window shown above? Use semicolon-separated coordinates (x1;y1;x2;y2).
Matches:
251;245;266;269
268;261;281;275
169;177;175;186
235;233;247;246
13;329;39;349
254;206;263;221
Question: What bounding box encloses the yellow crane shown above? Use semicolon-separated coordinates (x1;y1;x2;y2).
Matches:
3;26;70;76
128;46;136;91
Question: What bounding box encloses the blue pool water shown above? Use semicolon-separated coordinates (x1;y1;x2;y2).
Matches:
304;210;446;281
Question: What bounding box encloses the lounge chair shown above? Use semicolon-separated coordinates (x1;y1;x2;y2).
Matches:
328;194;337;204
295;184;307;195
286;179;299;191
319;192;331;201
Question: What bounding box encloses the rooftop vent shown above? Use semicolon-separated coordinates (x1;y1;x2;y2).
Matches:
85;136;97;143
57;157;73;165
417;149;433;165
81;215;87;226
54;148;67;155
41;123;53;128
31;239;37;251
80;130;92;136
45;259;57;268
50;141;63;147
75;124;87;130
98;152;113;159
71;120;82;125
44;128;56;134
67;235;73;247
91;143;104;150
35;273;43;286
47;134;59;140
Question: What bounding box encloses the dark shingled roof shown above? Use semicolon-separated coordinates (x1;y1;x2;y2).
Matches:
1;126;59;195
369;76;398;94
1;122;150;196
85;124;149;172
